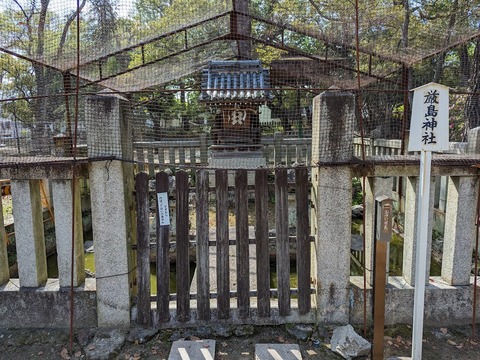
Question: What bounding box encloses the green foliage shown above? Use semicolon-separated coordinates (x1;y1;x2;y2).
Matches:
352;177;363;206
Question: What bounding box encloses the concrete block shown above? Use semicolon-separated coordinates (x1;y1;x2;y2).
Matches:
467;126;480;154
349;276;480;326
169;340;216;360
442;176;478;285
314;166;351;324
90;160;135;327
86;95;132;160
11;179;47;288
52;179;85;287
0;279;97;328
311;90;355;163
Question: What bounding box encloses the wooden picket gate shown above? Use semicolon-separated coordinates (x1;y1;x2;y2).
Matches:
135;167;314;325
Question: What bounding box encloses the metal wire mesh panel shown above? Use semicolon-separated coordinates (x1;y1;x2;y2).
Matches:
0;0;479;167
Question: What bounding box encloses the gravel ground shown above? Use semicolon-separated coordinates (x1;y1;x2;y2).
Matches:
0;323;479;359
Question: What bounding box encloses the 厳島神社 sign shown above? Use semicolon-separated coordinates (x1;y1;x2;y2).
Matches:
408;83;449;152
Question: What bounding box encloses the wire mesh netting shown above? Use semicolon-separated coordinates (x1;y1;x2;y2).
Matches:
1;0;480;168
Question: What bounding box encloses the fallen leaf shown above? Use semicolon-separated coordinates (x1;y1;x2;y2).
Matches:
393;344;400;348
74;351;82;357
151;349;157;355
387;341;393;346
221;341;228;347
440;327;448;334
88;344;96;351
190;336;200;340
306;349;317;356
455;344;464;349
60;348;71;360
37;351;43;355
470;340;478;345
202;344;210;348
396;336;403;343
278;336;285;343
447;339;457;346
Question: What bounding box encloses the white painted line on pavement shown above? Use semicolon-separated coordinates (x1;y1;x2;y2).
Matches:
200;348;214;360
268;349;284;360
178;348;191;360
291;349;302;360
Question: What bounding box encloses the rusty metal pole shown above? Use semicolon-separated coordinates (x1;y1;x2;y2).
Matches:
372;196;394;360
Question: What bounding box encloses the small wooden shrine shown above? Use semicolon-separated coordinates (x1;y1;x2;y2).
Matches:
200;60;271;168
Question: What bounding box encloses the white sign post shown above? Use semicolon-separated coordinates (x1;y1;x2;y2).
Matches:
408;83;449;359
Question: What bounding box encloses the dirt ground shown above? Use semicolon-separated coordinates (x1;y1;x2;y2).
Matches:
0;324;479;360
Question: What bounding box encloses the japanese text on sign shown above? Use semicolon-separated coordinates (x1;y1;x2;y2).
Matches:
408;83;449;152
157;192;170;226
422;90;439;145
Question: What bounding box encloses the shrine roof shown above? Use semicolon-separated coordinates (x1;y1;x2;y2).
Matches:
199;60;272;103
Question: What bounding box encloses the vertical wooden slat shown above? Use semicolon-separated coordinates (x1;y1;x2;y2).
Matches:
179;146;186;166
176;170;190;321
235;169;250;318
156;171;170;323
135;172;151;324
255;169;270;317
274;132;283;165
169;148;176;166
157;147;165;170
196;169;211;320
189;147;196;166
216;169;230;319
295;167;311;314
147;148;155;177
264;146;271;165
137;148;145;172
200;134;208;164
275;168;291;316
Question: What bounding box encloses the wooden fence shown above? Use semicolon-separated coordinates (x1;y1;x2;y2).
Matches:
133;134;312;176
134;168;313;324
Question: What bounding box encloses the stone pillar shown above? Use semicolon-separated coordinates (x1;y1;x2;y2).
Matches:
52;179;85;287
11;179;47;287
311;89;355;324
442;176;478;285
402;176;434;285
0;196;9;285
86;95;136;327
364;177;393;285
467;126;480;154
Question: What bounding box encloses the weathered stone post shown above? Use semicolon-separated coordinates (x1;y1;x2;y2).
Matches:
402;176;435;285
52;179;85;287
311;89;355;324
86;94;136;327
441;176;478;285
11;179;47;287
0;197;10;285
